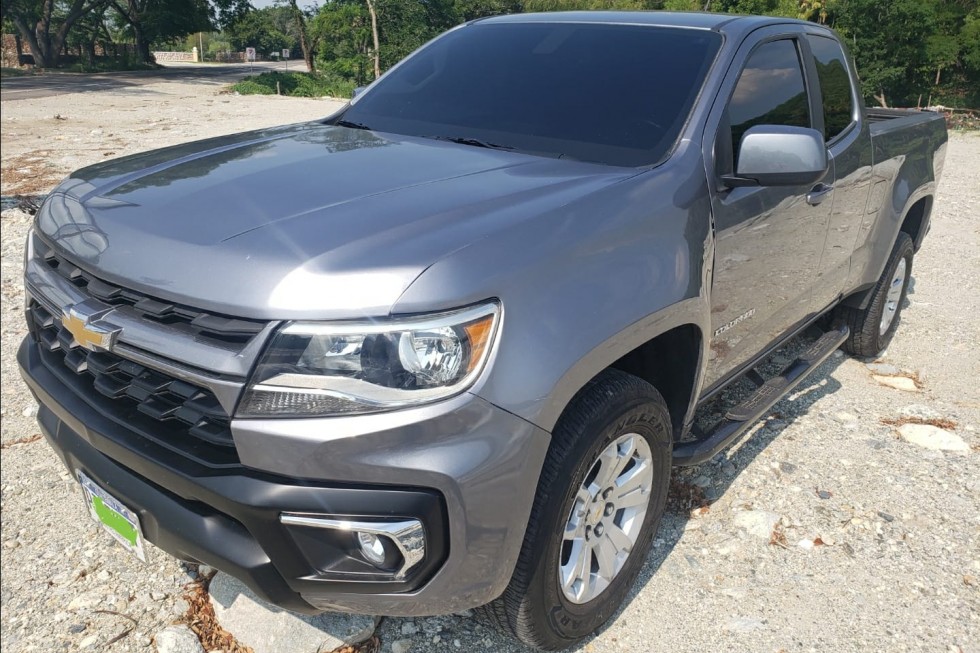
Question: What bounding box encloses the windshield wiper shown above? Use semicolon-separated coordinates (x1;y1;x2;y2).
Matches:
426;135;514;151
335;119;373;131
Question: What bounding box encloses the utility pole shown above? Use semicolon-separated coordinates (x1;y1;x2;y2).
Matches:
198;32;204;62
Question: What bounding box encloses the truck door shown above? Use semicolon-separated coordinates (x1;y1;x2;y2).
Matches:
703;33;834;389
804;33;873;313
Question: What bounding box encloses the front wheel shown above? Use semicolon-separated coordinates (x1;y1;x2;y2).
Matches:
478;369;671;650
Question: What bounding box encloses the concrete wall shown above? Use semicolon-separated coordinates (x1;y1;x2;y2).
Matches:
152;51;197;62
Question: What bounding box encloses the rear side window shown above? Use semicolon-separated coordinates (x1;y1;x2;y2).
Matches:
806;35;855;141
728;39;811;156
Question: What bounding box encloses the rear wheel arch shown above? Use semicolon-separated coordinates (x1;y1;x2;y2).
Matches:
900;195;931;252
843;192;932;310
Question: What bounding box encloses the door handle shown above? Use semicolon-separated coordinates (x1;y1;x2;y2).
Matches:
806;183;834;206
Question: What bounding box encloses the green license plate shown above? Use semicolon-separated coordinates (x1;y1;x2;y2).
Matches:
78;471;147;562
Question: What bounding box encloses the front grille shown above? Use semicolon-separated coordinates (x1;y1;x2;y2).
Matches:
32;232;264;346
29;301;240;466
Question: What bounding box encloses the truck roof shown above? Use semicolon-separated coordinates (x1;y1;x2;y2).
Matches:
479;10;812;34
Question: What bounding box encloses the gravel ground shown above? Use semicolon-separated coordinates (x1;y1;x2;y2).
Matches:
1;77;977;653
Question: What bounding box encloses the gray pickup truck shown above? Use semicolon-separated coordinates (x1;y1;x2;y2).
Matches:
19;10;947;650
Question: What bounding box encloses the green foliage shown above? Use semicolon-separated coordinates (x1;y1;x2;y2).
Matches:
311;0;373;84
832;0;979;107
231;71;355;97
226;6;297;57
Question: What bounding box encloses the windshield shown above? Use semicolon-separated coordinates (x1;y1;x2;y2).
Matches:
339;22;722;167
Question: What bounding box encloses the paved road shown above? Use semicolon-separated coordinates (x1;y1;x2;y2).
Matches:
0;61;294;102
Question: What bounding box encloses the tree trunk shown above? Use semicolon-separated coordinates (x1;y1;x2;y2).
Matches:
12;0;108;68
873;90;888;108
288;0;315;72
366;0;380;80
132;22;151;63
11;15;53;67
934;66;942;86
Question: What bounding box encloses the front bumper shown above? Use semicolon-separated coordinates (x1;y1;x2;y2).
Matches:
18;335;550;616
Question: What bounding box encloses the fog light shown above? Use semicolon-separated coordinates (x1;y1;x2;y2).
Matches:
357;531;386;565
280;513;427;580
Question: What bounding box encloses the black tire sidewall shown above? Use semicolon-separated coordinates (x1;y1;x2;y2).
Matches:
868;234;914;352
522;388;671;645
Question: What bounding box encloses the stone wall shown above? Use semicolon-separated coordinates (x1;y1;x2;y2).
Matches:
152;51;196;62
2;33;22;68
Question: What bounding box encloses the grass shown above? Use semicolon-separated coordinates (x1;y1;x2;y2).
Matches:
230;71;354;99
1;67;33;77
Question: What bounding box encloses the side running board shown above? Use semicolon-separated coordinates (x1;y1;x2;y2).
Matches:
673;325;849;467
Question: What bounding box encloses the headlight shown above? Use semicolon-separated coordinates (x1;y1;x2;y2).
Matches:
237;302;500;417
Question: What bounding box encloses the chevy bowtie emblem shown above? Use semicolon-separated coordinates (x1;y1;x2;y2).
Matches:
61;300;120;352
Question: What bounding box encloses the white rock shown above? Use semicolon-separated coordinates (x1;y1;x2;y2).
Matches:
400;622;419;636
67;592;102;610
797;539;815;550
154;626;204;653
899;424;969;453
391;640;413;653
79;635;99;648
873;375;919;392
208;573;376;653
732;510;781;539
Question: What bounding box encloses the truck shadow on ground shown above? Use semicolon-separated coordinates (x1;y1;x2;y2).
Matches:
583;346;850;650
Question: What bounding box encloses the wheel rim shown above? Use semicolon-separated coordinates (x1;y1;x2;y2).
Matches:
558;433;654;604
879;258;907;336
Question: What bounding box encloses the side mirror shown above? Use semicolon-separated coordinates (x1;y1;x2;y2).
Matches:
723;125;828;188
351;86;367;99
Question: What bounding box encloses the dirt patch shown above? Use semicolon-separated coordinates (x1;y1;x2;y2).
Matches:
0;153;65;195
0;434;41;448
881;416;958;429
327;637;381;653
180;573;253;653
667;477;710;513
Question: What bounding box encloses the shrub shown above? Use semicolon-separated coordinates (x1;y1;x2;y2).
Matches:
230;72;354;98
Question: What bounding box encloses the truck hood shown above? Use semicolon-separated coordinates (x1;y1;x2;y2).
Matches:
37;123;633;320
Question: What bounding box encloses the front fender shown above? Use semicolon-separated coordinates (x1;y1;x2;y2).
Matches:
393;151;713;433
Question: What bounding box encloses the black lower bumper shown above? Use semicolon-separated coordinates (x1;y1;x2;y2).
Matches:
18;337;447;615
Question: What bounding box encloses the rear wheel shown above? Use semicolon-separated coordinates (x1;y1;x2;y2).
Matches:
838;232;914;357
478;369;671;650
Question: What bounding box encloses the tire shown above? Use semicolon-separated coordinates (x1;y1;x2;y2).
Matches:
838;231;914;358
477;369;672;650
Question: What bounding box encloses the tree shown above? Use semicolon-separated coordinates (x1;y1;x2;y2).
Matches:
110;0;212;63
285;0;315;71
4;0;112;67
365;0;379;78
226;6;297;57
311;0;372;83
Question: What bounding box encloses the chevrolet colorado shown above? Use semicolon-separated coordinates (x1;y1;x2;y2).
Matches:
19;11;947;650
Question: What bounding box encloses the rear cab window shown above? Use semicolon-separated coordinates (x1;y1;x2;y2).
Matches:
805;35;856;142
